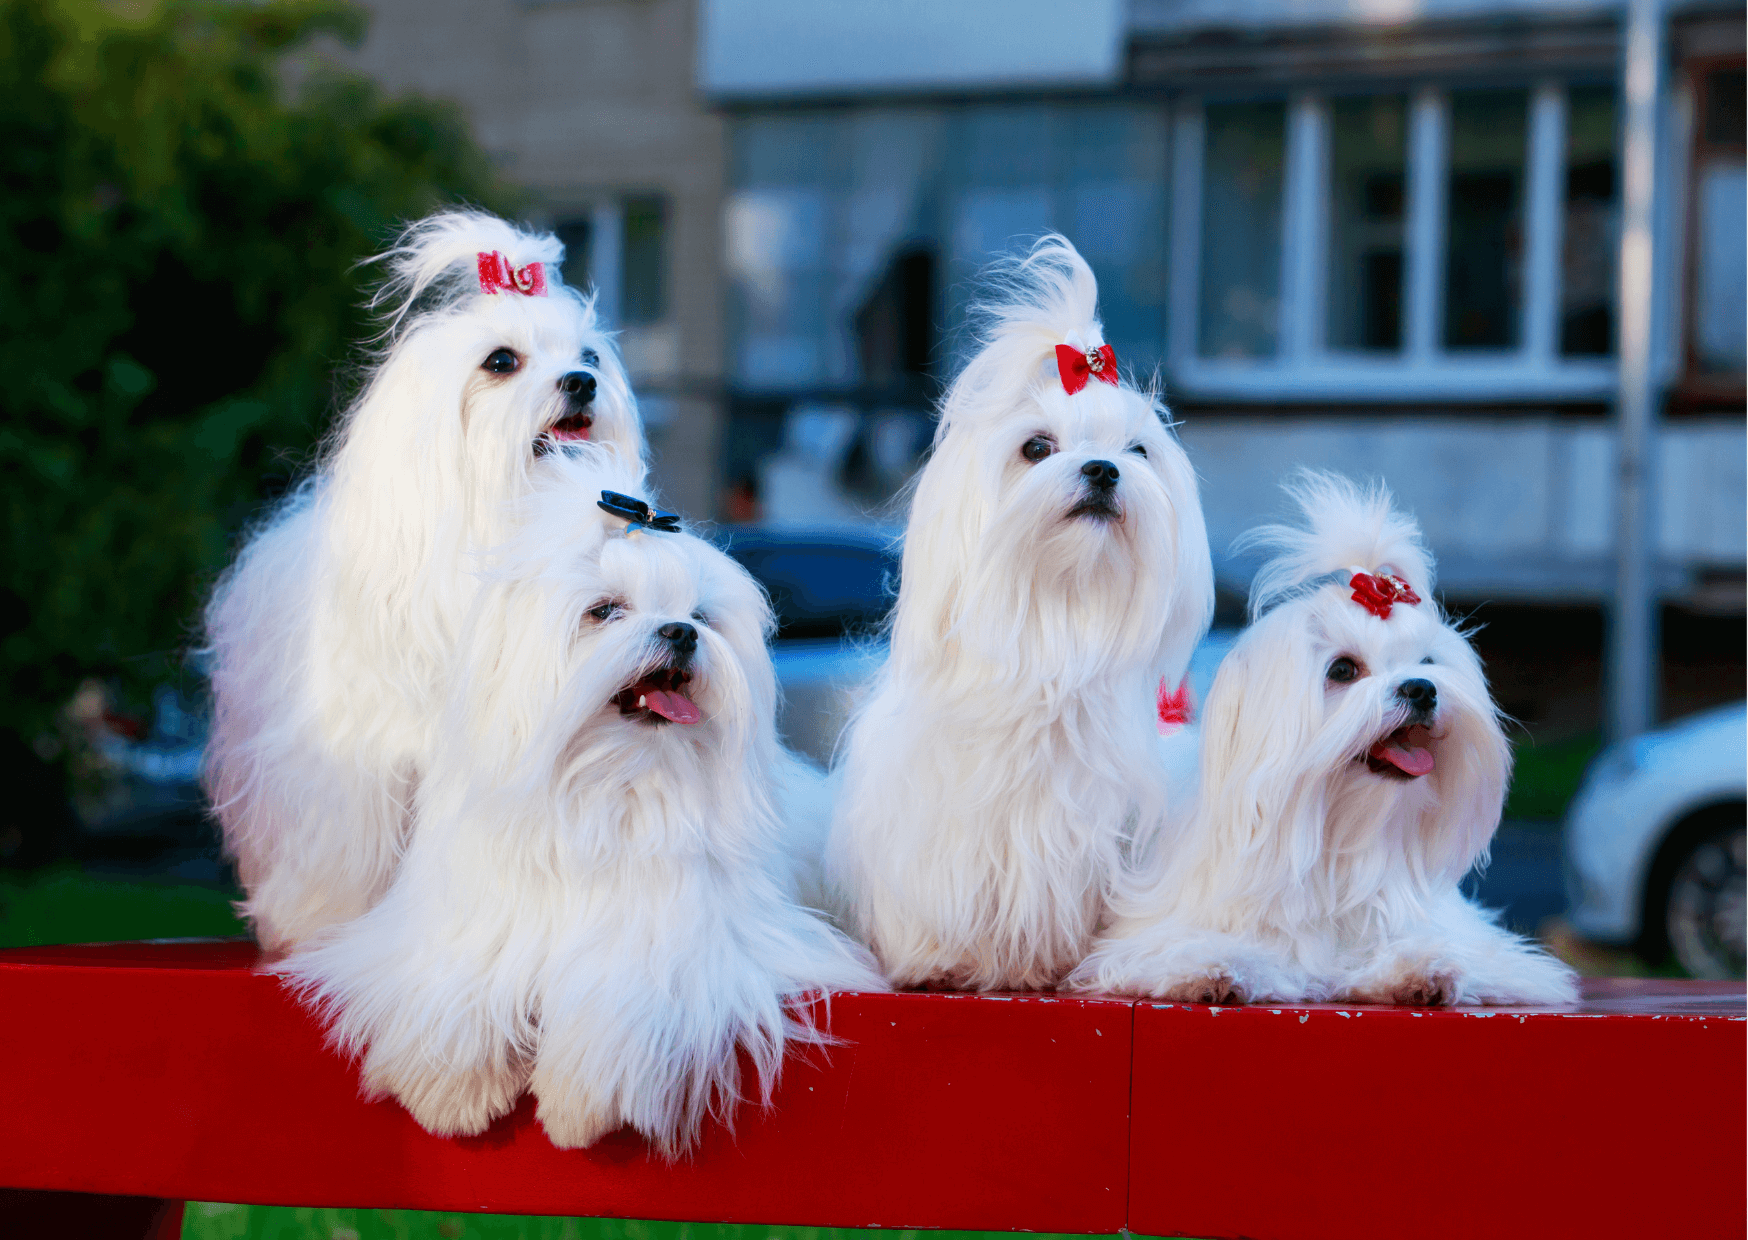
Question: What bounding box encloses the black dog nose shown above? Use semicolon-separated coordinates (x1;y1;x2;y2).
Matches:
1080;459;1120;489
559;371;597;403
1397;678;1437;711
657;621;697;656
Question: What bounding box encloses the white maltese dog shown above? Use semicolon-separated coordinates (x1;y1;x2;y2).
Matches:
280;447;883;1153
829;237;1215;991
203;211;643;952
1072;473;1579;1007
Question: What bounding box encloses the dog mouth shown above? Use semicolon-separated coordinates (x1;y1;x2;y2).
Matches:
1067;493;1122;521
611;664;700;726
533;410;593;457
1361;723;1437;779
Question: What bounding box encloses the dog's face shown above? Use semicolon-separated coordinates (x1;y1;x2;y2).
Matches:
902;376;1210;682
1204;579;1509;874
447;292;640;465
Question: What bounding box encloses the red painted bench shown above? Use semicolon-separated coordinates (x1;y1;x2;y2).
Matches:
1;942;1741;1239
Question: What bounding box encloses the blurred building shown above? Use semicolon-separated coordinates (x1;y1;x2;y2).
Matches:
336;0;1742;728
328;0;729;517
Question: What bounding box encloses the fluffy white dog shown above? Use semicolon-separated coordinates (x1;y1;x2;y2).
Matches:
1072;474;1580;1007
203;211;643;953
280;448;884;1153
829;237;1215;991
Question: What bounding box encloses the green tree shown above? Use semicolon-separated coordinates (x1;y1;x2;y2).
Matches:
0;0;508;851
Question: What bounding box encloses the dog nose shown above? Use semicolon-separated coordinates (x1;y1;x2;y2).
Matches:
1397;678;1437;711
1080;459;1119;489
657;621;697;656
559;371;596;403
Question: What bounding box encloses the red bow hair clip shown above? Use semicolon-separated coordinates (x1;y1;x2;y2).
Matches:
1157;678;1194;735
477;251;548;297
1349;571;1421;620
1055;343;1118;395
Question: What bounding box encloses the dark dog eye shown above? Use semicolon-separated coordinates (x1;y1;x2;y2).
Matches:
586;600;624;623
1127;443;1148;458
1327;656;1361;684
691;610;709;627
482;348;520;374
1420;656;1435;665
1021;436;1056;463
580;347;599;368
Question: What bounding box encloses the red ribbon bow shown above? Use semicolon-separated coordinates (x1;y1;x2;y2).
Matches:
1349;572;1421;620
477;251;548;297
1157;678;1193;734
1055;343;1118;395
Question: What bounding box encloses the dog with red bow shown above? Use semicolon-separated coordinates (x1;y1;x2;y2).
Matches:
829;236;1214;991
279;446;883;1152
204;211;643;953
1071;473;1579;1007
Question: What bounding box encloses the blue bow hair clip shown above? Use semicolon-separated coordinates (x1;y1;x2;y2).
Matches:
597;490;682;533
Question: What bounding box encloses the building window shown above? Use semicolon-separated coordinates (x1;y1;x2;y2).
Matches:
1443;88;1529;351
621;196;668;327
551;194;669;329
1561;86;1618;356
1198;100;1286;360
1689;65;1746;377
1327;93;1408;353
1170;81;1621;400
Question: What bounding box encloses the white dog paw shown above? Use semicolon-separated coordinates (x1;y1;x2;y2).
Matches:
365;1055;527;1138
1162;968;1247;1005
533;1092;624;1150
1346;960;1463;1007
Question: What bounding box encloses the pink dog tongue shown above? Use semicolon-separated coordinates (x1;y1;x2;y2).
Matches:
644;689;700;725
1370;727;1435;776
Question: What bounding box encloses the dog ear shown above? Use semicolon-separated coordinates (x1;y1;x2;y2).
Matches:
1196;620;1333;890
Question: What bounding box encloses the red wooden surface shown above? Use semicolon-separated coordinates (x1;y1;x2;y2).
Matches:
0;942;1132;1232
0;943;1742;1236
1128;982;1747;1240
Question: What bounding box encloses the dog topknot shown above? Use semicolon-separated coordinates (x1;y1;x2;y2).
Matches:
367;210;569;338
938;235;1119;442
1241;470;1435;619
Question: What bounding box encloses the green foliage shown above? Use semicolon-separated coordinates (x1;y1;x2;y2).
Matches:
0;863;246;945
1504;730;1603;822
0;0;507;753
181;1207;1095;1240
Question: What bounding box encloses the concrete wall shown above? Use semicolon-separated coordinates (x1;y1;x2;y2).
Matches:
328;0;726;516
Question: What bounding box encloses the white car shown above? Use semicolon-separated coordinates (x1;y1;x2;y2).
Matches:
1563;702;1746;979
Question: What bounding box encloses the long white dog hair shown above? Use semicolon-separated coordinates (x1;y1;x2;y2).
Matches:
829;236;1215;991
279;446;884;1153
1072;472;1579;1007
203;211;643;952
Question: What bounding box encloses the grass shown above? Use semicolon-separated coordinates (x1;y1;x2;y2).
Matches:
180;1208;1126;1240
0;863;247;948
1503;730;1602;822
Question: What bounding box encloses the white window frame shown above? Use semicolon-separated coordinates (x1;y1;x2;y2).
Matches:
1167;84;1620;403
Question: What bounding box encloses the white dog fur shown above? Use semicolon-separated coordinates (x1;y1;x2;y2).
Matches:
203;212;643;953
1072;473;1580;1007
279;447;884;1153
829;236;1215;991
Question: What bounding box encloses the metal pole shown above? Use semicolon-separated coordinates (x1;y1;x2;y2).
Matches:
1609;0;1665;743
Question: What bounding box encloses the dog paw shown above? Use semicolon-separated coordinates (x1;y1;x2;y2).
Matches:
1163;968;1245;1005
1351;962;1463;1007
364;1052;527;1138
534;1092;623;1150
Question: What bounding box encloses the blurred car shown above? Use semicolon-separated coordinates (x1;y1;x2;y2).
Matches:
1563;702;1746;979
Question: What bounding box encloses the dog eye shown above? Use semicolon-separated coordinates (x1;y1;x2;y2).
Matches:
482;348;521;374
1327;656;1362;684
1127;442;1148;458
580;347;599;368
691;610;709;627
1420;656;1434;665
1020;436;1056;463
586;600;625;623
